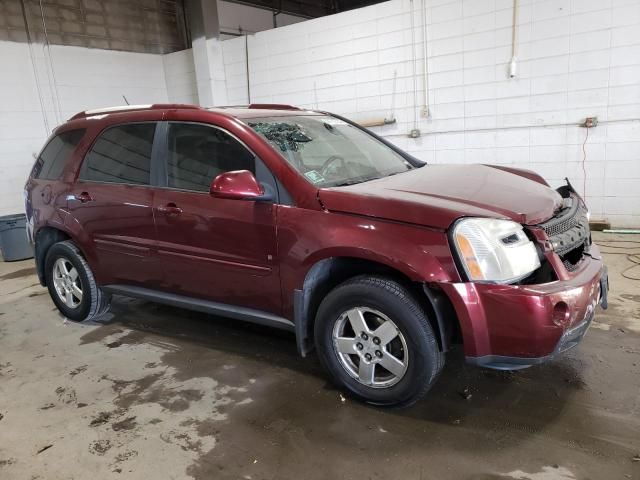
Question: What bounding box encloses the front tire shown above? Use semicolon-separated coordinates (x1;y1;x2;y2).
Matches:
44;240;110;322
314;276;444;407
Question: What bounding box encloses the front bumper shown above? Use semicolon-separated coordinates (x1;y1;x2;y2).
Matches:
439;246;609;370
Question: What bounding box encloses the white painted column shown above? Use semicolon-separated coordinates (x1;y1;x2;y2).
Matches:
186;0;228;107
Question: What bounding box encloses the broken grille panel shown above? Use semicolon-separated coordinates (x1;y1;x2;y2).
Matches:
538;196;590;263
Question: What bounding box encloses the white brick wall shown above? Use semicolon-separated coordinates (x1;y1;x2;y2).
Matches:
0;42;48;215
163;49;198;104
221;0;640;227
0;40;169;216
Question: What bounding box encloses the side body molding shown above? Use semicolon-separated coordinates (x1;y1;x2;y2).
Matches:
102;285;294;332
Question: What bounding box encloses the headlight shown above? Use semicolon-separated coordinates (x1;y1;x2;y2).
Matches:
452;218;540;283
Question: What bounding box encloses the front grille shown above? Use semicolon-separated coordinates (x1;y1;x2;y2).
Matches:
563;258;581;272
543;208;584;237
537;195;590;267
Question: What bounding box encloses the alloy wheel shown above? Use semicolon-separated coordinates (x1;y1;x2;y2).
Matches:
332;307;409;388
52;257;83;309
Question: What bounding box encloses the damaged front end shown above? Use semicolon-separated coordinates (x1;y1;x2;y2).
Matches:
526;180;597;281
538;197;591;272
440;180;609;370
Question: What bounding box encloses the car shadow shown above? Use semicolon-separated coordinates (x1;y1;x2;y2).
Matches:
81;296;325;378
79;295;589;451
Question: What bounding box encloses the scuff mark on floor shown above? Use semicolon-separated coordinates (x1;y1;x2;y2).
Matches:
501;466;576;480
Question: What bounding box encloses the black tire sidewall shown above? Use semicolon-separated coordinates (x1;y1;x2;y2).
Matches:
315;278;440;406
45;243;92;322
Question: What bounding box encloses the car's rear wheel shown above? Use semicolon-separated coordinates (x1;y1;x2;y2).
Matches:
314;276;444;407
45;240;110;322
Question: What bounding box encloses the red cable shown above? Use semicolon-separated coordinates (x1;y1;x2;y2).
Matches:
581;126;589;199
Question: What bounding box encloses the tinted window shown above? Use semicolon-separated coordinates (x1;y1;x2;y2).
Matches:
33;129;85;180
167;123;255;192
80;123;155;185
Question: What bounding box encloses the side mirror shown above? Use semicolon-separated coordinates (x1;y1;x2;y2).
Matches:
210;170;273;202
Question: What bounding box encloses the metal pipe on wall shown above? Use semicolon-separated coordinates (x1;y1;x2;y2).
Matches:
245;34;251;103
38;0;63;125
408;0;420;137
358;118;397;128
421;0;430;117
19;0;50;134
272;0;282;27
509;0;519;78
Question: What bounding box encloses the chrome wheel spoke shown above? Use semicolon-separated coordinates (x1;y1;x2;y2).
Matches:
346;308;368;334
358;360;375;385
372;321;398;346
335;337;355;354
54;259;65;277
71;284;83;302
380;351;406;377
69;267;79;281
65;290;74;307
59;259;70;275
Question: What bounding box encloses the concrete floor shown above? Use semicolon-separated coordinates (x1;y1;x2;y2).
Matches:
0;233;639;480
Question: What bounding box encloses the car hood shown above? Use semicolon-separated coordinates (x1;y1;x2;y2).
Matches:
318;164;563;230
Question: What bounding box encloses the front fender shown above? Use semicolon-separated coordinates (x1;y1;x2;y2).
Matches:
301;245;443;283
277;206;459;320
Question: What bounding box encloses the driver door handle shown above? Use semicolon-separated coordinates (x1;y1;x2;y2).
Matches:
157;203;183;215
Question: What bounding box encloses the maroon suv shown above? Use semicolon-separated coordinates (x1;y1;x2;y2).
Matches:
25;104;608;406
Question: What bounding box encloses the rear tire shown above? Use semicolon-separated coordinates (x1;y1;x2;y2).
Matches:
314;276;444;407
44;240;111;322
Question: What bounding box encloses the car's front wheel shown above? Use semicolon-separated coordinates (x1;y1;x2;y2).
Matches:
314;276;444;407
44;240;110;322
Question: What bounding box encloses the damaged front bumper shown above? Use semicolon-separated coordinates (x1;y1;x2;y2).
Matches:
440;246;609;370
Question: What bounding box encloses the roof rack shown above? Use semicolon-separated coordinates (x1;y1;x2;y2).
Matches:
69;103;202;120
247;103;302;111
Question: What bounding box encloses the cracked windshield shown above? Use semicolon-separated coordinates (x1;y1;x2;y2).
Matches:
247;115;414;187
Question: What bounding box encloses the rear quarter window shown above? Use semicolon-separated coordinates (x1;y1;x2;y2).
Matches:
32;129;85;180
79;123;155;186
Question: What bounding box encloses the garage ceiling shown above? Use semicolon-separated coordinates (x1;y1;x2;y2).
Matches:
222;0;387;19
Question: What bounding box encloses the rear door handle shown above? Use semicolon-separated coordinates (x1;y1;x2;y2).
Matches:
75;192;93;203
157;203;183;215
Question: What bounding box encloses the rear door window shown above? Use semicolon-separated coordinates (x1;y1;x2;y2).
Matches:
33;129;85;180
79;123;156;185
166;122;255;192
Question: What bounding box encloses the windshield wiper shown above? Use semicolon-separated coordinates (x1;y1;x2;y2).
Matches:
332;179;367;187
332;171;406;188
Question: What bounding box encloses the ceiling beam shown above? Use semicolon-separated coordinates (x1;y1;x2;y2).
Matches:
219;0;331;19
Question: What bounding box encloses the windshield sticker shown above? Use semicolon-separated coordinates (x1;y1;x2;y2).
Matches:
248;122;312;152
304;170;325;184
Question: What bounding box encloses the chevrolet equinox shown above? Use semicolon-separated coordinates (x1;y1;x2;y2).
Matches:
25;104;609;406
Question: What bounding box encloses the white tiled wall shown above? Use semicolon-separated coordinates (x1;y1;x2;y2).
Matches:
49;46;169;119
0;40;169;216
163;49;199;104
0;41;48;216
222;0;640;227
